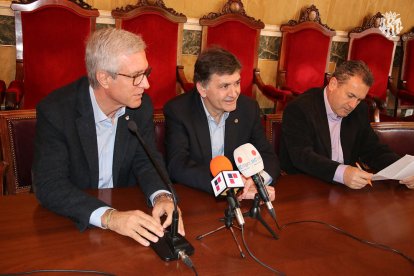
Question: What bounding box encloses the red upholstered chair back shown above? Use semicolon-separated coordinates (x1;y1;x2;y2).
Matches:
264;113;283;155
371;122;414;156
11;0;99;109
349;32;395;101
278;5;335;95
199;0;264;97
112;2;186;111
0;110;37;194
348;13;397;101
403;37;414;93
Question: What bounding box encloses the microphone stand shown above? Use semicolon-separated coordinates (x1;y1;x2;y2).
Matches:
243;194;279;239
128;121;194;261
196;191;246;258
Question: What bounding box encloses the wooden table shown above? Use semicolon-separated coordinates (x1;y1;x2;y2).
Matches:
1;174;413;275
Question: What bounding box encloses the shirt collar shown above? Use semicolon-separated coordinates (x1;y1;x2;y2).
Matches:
200;96;229;125
89;86;125;124
323;87;342;121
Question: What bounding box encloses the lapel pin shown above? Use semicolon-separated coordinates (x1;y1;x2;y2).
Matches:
234;118;239;123
125;116;130;121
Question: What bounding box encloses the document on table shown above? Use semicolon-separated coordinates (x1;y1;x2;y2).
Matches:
372;154;414;181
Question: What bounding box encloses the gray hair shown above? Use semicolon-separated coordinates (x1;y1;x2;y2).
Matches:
85;28;146;88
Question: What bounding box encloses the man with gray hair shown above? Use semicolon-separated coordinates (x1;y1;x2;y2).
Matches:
33;28;185;246
280;60;414;189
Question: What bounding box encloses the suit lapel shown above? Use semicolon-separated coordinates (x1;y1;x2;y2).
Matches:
75;82;99;187
224;110;240;157
315;89;332;158
341;113;358;164
112;111;131;187
193;92;213;160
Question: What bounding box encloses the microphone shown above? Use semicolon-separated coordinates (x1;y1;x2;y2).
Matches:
210;156;245;226
233;143;277;221
127;120;194;261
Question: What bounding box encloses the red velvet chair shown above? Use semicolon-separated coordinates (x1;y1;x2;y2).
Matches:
197;0;287;104
348;12;398;119
7;0;99;109
0;80;5;107
264;112;283;155
394;29;414;117
278;5;335;99
112;0;188;111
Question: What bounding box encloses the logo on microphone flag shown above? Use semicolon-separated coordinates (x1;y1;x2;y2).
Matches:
211;173;227;197
223;171;244;188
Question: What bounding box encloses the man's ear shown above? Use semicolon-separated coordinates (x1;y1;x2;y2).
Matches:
196;82;207;98
328;76;338;91
97;70;111;89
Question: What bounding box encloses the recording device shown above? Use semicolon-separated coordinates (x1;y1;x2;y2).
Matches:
210;156;245;226
233;143;277;221
127;120;194;261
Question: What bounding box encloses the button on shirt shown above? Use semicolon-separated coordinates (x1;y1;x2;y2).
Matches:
323;88;347;184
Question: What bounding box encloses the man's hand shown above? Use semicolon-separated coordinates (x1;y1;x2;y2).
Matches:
237;176;275;201
400;175;414;189
152;197;185;237
343;166;373;189
103;209;165;247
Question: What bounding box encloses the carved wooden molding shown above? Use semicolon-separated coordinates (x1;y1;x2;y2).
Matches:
11;0;95;10
199;0;264;29
350;12;383;33
113;0;185;18
402;28;414;42
283;5;334;31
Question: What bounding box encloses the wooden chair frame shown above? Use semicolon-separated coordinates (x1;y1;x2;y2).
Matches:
0;109;37;194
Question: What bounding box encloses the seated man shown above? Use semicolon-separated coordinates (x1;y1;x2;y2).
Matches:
164;47;280;200
280;60;414;189
33;28;184;247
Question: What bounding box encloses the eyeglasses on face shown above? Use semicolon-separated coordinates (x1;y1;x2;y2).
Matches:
115;66;152;86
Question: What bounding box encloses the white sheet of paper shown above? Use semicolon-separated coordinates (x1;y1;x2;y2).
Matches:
372;154;414;181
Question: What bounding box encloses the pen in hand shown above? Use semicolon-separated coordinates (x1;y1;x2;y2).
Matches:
355;162;373;187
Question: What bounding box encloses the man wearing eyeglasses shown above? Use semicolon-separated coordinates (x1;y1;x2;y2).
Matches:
33;28;185;246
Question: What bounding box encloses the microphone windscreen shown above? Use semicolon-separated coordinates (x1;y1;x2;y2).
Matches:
210;155;233;177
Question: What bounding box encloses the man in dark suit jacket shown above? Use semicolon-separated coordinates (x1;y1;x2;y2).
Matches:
164;47;280;199
280;60;414;189
33;28;184;247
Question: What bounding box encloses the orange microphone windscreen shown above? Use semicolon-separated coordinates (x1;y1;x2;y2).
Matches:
210;155;233;177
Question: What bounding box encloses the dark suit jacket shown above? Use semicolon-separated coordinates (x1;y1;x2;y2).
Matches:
163;88;280;193
280;87;400;183
33;76;167;230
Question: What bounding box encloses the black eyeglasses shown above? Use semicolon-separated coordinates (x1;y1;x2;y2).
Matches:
115;66;152;86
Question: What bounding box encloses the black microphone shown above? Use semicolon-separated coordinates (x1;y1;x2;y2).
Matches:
127;120;194;261
233;143;277;221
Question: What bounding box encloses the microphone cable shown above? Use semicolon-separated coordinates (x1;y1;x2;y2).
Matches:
279;219;414;265
178;250;199;276
240;225;286;275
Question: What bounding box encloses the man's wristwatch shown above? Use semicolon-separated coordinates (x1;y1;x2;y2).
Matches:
153;193;174;206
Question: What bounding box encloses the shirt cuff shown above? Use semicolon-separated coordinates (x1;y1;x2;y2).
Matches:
89;206;112;228
149;189;171;207
334;164;348;184
260;170;273;185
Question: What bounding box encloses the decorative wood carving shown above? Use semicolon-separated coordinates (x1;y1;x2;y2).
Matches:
11;0;94;10
402;28;414;42
113;0;185;18
282;4;334;31
350;12;383;33
200;0;263;29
